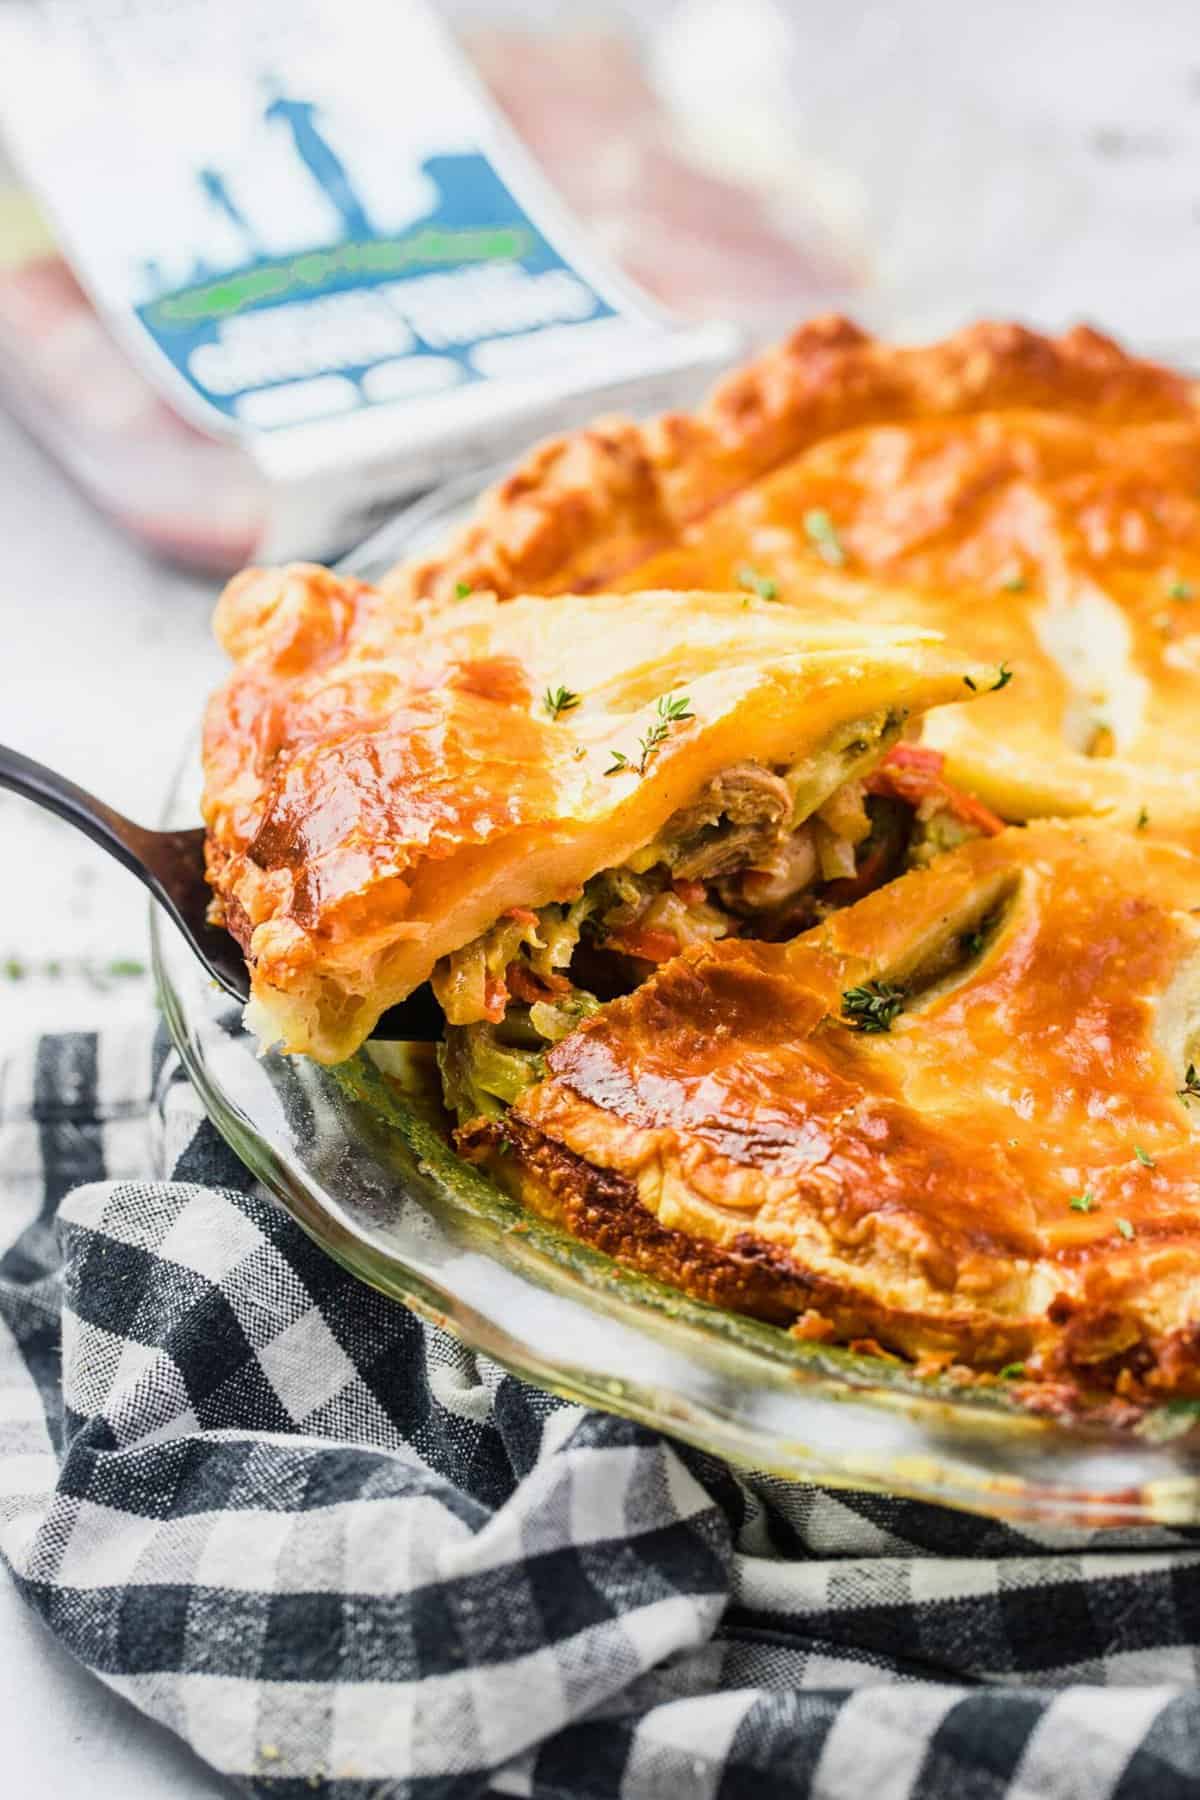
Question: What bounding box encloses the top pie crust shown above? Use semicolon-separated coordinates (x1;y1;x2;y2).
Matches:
386;316;1200;847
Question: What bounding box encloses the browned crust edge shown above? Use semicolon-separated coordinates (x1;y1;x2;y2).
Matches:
385;315;1198;608
466;1114;1030;1367
461;1116;1200;1421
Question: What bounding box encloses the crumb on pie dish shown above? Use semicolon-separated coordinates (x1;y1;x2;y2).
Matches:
201;318;1200;1419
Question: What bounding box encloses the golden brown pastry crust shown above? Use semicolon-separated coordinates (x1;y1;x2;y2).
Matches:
386;316;1197;606
203;563;986;1062
386;318;1200;848
483;822;1200;1404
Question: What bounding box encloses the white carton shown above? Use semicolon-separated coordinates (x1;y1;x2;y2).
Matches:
0;0;736;560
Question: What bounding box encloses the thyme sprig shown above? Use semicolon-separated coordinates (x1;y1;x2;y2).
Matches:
605;692;695;777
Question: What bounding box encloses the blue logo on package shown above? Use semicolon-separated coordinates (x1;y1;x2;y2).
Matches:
135;99;617;432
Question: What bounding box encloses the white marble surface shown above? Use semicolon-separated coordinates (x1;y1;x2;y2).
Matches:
0;399;226;1067
0;411;235;1794
0;408;225;1055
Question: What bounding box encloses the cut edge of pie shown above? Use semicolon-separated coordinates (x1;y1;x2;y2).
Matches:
460;820;1200;1415
202;571;999;1065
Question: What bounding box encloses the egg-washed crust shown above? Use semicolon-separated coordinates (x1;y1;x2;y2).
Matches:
468;822;1200;1410
385;317;1200;849
385;315;1197;607
203;564;989;1063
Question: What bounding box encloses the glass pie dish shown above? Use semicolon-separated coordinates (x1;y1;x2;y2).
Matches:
154;472;1200;1530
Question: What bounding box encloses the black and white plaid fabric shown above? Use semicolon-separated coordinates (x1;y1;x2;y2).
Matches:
4;1025;1200;1798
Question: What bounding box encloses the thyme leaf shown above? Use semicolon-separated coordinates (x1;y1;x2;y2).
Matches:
543;685;581;721
803;508;846;566
840;980;906;1034
736;565;779;601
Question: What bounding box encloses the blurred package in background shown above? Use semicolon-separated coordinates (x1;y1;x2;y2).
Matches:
3;0;1199;575
460;2;865;330
456;0;1200;348
0;174;268;572
0;0;765;575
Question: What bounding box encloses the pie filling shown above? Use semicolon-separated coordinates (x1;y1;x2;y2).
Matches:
433;736;1004;1125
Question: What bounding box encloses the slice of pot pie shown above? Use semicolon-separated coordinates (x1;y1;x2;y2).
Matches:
389;317;1200;848
202;564;999;1064
466;821;1200;1406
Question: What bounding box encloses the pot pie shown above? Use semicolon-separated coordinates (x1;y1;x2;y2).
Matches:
203;318;1200;1412
202;567;997;1064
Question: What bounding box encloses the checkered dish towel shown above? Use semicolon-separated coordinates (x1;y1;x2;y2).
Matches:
4;1029;1200;1799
